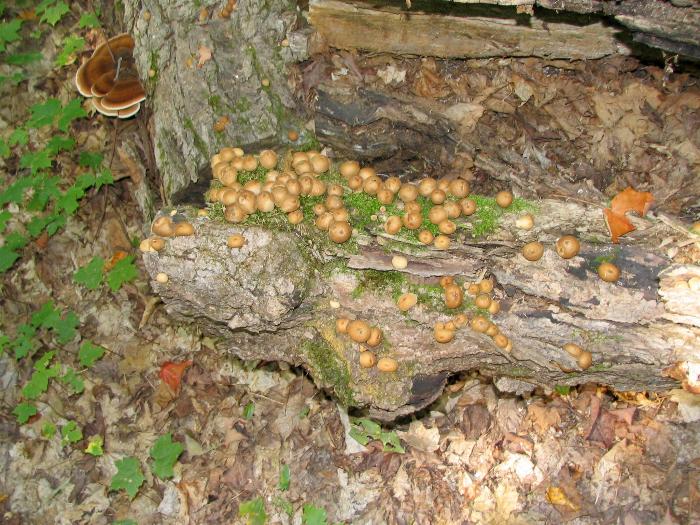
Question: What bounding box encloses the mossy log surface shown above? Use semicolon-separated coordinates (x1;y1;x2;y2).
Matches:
143;199;700;421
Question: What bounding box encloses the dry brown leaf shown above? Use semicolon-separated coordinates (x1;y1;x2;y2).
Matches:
526;402;561;434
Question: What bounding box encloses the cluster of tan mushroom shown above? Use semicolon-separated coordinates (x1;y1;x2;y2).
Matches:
522;234;620;283
335;318;398;373
141;214;195;255
336;160;501;250
207;147;354;244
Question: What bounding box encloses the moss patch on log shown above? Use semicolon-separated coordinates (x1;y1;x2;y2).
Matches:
302;326;355;406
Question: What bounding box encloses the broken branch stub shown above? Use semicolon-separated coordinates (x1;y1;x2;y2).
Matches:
143;199;699;421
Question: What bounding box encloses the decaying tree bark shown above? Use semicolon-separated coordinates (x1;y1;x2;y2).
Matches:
142;199;700;420
122;0;304;206
309;0;700;59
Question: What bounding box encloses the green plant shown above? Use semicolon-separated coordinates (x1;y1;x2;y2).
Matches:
110;457;145;500
349;417;405;453
149;433;184;479
239;496;267;525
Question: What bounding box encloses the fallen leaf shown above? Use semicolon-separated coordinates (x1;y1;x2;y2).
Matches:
197;45;212;68
603;187;654;243
610;187;654;217
397;420;440;452
159;360;193;392
603;208;635;243
546;486;580;511
104;250;129;271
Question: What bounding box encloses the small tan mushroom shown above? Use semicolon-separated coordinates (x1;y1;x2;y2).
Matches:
385;177;401;193
156;272;169;283
418;229;434;245
404;201;422;214
172;222;195;236
556;235;581;259
403;212;423;230
310;154;329;174
563;343;583;358
438;220;456;235
259;149;278;169
495;190;513;208
336;318;350;334
449;179;470;198
366;327;382;347
397;293;418;312
149;237;165;251
347;320;371;343
444;201;462;219
430;189;446;205
453;313;469;328
329;221;352;243
428;206;448;225
287;209;304;225
488;300;501;315
515;213;534;230
578;351;593;370
224;205;248;223
279;195;301;213
377;188;395;205
227;234;246;248
377;357;398;373
439;276;454;288
478;278;494;294
433;234;451;250
339;160;360;178
385;216;402;235
444;284;463;309
152;216;173;237
418;178;437;197
363;175;382;195
434;323;455;343
598;262;620;282
139;238;155;253
358;166;376;180
522;241;544;261
315;212;334;231
474;294;491;309
460;198;477;216
485;323;499;337
471;315;489;333
398;184;418;202
359;351;377;369
493;334;509;349
391;255;408;270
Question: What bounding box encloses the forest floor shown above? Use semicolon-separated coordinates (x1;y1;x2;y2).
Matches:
1;4;700;525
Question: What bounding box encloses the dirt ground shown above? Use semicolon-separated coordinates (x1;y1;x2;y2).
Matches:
2;5;700;525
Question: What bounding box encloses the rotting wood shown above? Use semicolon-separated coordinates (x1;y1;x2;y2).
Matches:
308;0;630;60
143;198;700;420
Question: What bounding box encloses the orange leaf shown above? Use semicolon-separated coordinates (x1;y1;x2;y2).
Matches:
159;360;193;392
104;250;129;271
610;187;654;217
603;208;635;244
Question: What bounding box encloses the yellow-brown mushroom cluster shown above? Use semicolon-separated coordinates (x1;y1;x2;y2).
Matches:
432;276;513;351
207;147;355;244
148;215;196;239
333;165;478;250
336;317;398;373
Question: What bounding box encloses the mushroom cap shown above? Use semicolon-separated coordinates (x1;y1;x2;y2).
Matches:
75;34;146;118
522;241;544;261
397;293;418;311
347;320;371;343
598;262;620;282
556;235;581;259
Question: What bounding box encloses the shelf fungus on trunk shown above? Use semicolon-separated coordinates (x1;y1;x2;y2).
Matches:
75;34;146;118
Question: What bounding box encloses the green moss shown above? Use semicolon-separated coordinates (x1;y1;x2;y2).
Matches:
467;195;536;238
591;248;621;268
571;328;623;346
588;362;613;372
208;95;224;113
232;97;252;113
183;118;209;160
351;269;476;314
297;135;322;152
302;338;355;406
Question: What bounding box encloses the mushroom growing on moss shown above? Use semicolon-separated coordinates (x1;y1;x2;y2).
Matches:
495;190;513;208
397;293;418;311
152;216;173;237
444;284;463;309
329;221;352;243
172;222;195;236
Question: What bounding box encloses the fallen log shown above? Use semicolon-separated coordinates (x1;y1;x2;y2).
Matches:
142;193;700;420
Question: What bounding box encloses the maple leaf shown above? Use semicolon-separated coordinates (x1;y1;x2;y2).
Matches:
197;44;213;68
149;433;184;479
610;187;654;217
603;187;654;244
110;457;145;500
603;208;635;244
159;360;193;392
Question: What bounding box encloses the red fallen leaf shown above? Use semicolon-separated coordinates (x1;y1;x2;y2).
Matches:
159;360;193;392
610;187;654;217
603;208;635;244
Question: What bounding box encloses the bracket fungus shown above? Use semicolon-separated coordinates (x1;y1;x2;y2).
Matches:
75;34;146;118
